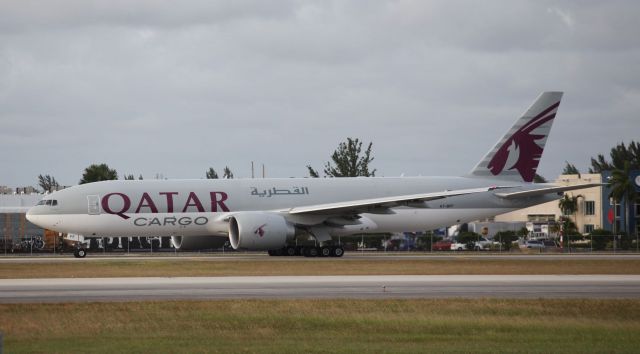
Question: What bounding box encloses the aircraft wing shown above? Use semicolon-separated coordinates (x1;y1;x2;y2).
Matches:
494;183;603;200
286;186;504;215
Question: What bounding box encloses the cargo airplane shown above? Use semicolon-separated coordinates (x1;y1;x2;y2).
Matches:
27;92;593;257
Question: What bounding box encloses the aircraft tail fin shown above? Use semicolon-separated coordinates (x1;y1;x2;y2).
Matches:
469;92;563;183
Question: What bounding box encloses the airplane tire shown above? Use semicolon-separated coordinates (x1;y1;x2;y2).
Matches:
304;247;319;257
74;248;87;258
284;246;297;256
320;246;332;257
267;250;277;256
331;246;344;257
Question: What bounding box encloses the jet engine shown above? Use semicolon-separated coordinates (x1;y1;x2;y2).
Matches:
228;212;295;250
171;235;227;250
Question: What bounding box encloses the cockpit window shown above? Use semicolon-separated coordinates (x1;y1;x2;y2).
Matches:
37;200;46;205
46;200;52;206
52;200;58;206
37;199;58;206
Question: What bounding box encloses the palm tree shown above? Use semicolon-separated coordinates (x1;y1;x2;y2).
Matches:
558;194;580;216
558;194;582;251
608;161;637;236
79;164;118;184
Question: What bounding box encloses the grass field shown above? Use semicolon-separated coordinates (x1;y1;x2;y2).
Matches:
1;299;639;353
3;257;638;352
2;258;640;278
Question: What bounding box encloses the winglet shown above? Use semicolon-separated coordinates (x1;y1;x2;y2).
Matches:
469;92;563;182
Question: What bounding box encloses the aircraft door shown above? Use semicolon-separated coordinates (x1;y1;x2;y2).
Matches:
87;195;100;215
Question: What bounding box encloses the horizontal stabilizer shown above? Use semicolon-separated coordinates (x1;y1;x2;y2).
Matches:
494;183;603;199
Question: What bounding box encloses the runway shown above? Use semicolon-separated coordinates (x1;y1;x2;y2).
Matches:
1;275;639;303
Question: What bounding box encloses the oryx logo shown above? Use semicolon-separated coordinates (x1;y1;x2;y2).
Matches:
254;224;267;237
488;102;559;182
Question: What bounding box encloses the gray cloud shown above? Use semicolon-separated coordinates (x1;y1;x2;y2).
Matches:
1;0;639;187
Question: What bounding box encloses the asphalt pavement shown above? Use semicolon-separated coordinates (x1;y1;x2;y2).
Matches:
1;275;639;303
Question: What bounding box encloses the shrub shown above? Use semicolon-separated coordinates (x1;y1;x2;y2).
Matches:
457;231;480;250
590;229;613;251
494;230;518;251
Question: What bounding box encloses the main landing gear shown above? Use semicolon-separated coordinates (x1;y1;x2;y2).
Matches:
73;248;87;258
268;245;344;257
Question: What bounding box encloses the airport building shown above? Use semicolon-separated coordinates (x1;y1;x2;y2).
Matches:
493;174;605;236
0;193;47;253
487;171;640;238
600;170;640;236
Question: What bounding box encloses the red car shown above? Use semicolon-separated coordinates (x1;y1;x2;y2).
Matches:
432;240;453;251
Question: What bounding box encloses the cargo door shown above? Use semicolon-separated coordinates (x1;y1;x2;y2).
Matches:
87;195;100;215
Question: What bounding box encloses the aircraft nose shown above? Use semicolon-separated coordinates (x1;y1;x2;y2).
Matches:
25;207;42;227
26;207;34;222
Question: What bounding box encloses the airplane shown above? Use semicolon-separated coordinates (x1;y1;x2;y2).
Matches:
27;91;596;258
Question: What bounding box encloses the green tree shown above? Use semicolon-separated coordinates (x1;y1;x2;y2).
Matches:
558;194;582;248
517;226;530;239
37;174;59;193
533;174;547;183
562;162;580;175
608;161;637;236
558;194;579;216
549;223;559;237
124;174;135;180
307;138;376;177
495;230;518;251
590;228;613;251
306;166;320;178
223;166;234;179
79;163;118;184
458;231;480;250
206;168;219;179
589;141;640;173
138;174;144;180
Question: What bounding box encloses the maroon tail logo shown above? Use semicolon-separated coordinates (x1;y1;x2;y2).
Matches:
487;102;559;182
254;224;267;238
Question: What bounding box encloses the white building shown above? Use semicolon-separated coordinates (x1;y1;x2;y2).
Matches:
494;174;604;235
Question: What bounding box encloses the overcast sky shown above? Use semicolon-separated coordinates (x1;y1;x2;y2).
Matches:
1;0;638;187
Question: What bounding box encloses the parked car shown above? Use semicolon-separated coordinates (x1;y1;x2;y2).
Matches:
524;240;545;249
475;237;497;250
451;237;496;251
432;240;453;251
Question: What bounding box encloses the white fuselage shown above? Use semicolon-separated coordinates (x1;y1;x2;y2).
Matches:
26;176;556;239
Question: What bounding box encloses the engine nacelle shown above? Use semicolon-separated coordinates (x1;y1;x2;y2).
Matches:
229;212;295;250
171;235;227;250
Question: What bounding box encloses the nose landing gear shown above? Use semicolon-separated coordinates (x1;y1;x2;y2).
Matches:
73;248;87;258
